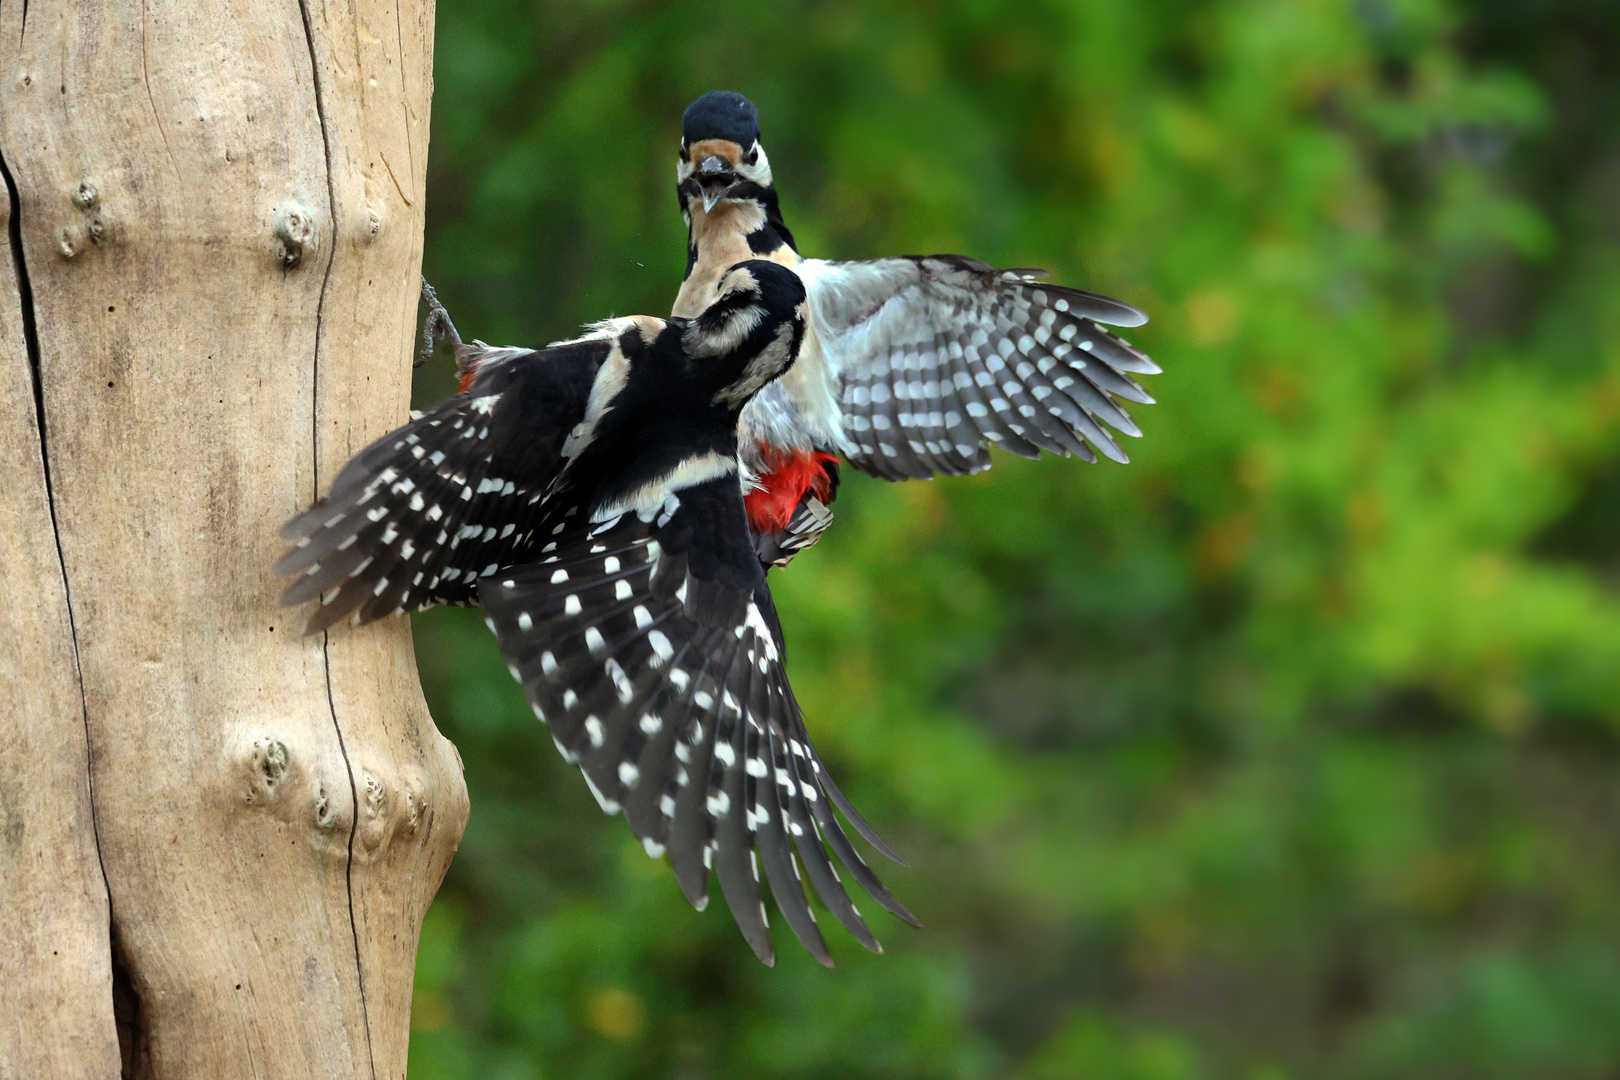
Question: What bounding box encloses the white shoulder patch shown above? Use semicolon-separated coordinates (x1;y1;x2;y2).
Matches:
561;342;632;460
591;451;739;522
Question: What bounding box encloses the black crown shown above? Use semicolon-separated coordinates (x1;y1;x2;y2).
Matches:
682;91;761;147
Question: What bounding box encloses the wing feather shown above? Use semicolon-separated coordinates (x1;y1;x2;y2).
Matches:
776;722;883;951
796;256;1158;479
753;717;834;966
941;330;1023;465
669;650;725;910
275;341;605;631
926;324;992;472
479;479;912;961
711;642;774;964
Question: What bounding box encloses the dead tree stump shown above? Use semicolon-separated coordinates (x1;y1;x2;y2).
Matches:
0;2;469;1076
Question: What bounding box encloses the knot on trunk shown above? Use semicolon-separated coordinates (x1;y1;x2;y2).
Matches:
242;734;294;806
353;765;433;859
274;203;319;269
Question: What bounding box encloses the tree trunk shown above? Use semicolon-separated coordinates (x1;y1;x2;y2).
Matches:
0;2;468;1077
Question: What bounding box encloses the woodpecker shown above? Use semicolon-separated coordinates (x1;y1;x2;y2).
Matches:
276;261;917;966
675;91;1161;563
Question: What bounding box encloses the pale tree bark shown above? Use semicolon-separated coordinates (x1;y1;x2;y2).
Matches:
0;2;469;1078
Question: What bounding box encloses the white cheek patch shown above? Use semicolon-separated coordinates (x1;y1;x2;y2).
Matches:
686;295;767;361
736;141;773;187
705;323;798;418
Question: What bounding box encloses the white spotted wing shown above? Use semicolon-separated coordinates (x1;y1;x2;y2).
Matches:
479;476;917;966
276;338;611;631
797;256;1160;480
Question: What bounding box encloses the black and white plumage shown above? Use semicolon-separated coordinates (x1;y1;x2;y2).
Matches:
752;491;836;569
276;337;603;630
673;90;1161;502
794;256;1158;480
481;482;916;966
276;260;916;965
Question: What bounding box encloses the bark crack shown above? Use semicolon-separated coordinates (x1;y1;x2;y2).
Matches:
138;0;179;178
0;136;43;435
295;4;379;1078
391;0;415;193
0;82;117;1059
378;150;411;209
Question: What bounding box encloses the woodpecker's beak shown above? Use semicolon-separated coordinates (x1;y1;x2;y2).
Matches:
697;155;739;213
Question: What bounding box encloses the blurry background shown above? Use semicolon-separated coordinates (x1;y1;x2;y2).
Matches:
405;1;1620;1077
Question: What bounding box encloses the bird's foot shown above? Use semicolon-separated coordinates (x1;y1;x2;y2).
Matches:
417;277;465;370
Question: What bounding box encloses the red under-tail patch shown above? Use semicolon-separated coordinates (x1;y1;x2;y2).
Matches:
745;446;841;534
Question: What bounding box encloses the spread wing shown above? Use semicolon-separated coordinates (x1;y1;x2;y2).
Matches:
798;256;1160;481
479;476;918;966
274;339;609;632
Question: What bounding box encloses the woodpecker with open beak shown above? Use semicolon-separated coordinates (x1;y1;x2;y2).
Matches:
276;261;917;967
673;91;1162;567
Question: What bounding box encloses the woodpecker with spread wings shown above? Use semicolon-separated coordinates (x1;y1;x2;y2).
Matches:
276;261;917;967
674;91;1161;565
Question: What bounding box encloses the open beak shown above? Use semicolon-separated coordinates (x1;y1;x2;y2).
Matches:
697;155;739;212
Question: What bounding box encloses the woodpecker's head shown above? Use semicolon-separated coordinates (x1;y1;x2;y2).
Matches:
689;260;808;405
714;259;805;319
678;91;773;214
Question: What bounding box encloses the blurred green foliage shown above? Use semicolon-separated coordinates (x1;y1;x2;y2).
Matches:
405;1;1620;1076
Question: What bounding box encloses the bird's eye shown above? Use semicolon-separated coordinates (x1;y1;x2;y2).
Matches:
744;146;759;166
680;144;690;163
